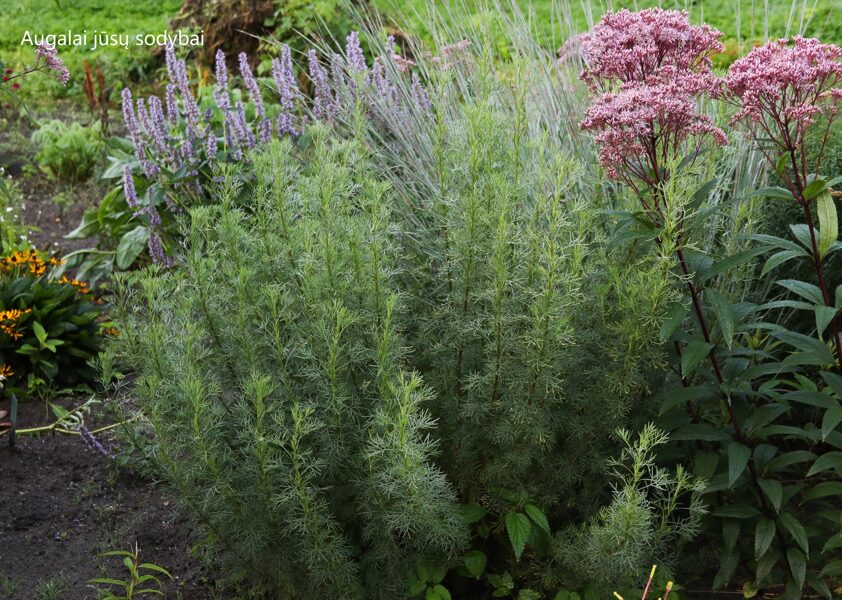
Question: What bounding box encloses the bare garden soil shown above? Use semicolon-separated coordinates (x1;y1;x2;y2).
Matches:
0;115;222;599
0;398;218;600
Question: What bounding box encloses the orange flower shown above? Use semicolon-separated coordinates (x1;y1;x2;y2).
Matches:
0;364;13;377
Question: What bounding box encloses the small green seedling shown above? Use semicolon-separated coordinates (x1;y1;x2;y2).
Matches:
90;545;172;599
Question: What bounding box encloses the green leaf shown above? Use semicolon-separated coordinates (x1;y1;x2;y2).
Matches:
806;451;842;477
786;547;806;591
751;186;794;200
707;289;735;348
821;405;842;441
524;504;551;536
817;190;838;259
815;305;838;338
757;478;782;512
504;512;531;561
755;519;776;561
33;321;47;345
459;504;486;524
713;503;761;519
820;560;842;577
761;250;805;276
463;551;486;579
728;442;751;487
776;279;824;305
714;547;739;590
682;340;713;378
427;585;451;600
778;512;809;554
802;481;842;503
803;179;827;201
115;225;150;270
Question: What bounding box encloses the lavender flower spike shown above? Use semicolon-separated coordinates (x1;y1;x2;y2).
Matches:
214;49;230;111
238;52;265;118
123;166;139;209
346;31;367;72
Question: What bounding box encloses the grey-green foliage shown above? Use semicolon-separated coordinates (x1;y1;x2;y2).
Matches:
115;132;466;599
554;425;706;586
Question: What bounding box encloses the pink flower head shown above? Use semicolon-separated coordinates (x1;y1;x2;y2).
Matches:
579;8;724;91
35;42;69;85
579;9;726;185
725;37;841;128
581;81;726;180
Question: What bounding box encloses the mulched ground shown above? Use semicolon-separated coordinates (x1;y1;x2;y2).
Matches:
0;398;216;600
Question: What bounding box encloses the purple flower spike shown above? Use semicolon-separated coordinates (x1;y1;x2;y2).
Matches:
238;52;265;118
346;31;367;73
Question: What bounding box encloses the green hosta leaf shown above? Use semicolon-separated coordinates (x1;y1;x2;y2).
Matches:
116;225;150;270
806;451;842;477
786;547;806;592
728;442;752;487
682;340;713;377
757;478;783;512
817;190;838;259
821;405;842;441
776;279;824;305
524;504;551;536
778;512;809;554
504;512;531;561
755;519;776;561
463;551;486;579
802;481;842;503
707;288;735;348
815;305;839;338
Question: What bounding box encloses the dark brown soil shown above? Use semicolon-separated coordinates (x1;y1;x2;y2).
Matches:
0;397;217;600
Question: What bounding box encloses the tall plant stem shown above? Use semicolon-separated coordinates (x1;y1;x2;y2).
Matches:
800;202;842;369
674;248;744;441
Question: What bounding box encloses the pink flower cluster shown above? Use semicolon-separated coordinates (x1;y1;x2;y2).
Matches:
579;9;726;184
34;42;69;85
725;36;841;129
581;81;727;180
579;8;724;90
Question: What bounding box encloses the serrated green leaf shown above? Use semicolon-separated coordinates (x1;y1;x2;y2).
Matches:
463;551;486;579
806;451;842;477
752;186;793;200
682;340;713;377
33;321;47;344
728;442;752;487
761;250;805;276
778;512;809;554
821;405;842;441
707;288;735;348
659;301;687;342
786;547;806;591
504;512;531;561
776;279;824;305
817;190;838;259
755;519;776;561
524;504;551;536
757;478;783;512
804;179;827;200
803;481;842;503
815;305;838;338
